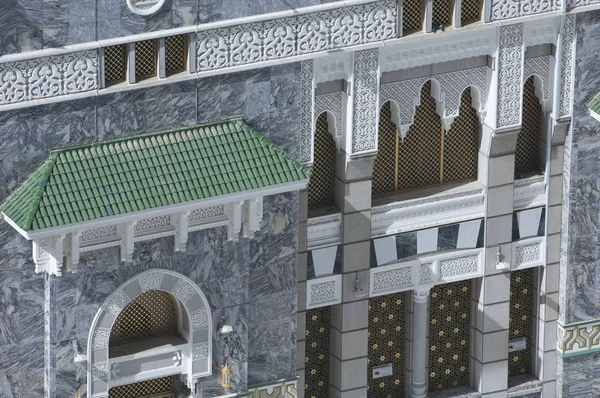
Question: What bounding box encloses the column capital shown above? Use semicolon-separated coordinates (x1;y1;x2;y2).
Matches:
414;287;431;301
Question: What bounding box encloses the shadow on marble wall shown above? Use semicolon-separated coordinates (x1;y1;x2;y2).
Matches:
0;63;301;397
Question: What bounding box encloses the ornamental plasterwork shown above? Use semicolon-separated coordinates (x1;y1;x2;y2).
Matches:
105;290;130;316
309;280;337;304
352;49;379;153
557;321;600;356
173;279;195;302
135;215;171;231
139;272;164;292
515;242;541;265
315;91;344;141
191;308;209;330
379;67;489;136
524;55;552;109
192;343;210;360
491;0;600;21
80;225;118;242
188;205;225;221
420;263;433;282
372;267;412;292
560;14;575;118
307;213;342;248
0;50;98;105
439;254;479;278
92;329;111;350
497;24;524;128
300;60;315;164
196;0;396;72
91;363;108;380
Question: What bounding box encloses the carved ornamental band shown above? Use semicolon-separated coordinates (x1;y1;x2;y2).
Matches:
497;24;524;128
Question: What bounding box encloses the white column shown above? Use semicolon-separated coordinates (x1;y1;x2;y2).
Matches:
411;287;430;398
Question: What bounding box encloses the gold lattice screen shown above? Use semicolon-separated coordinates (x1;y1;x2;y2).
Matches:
308;113;337;209
443;88;479;183
398;81;443;190
109;290;178;348
403;0;423;34
109;376;174;398
509;268;535;377
305;307;330;398
104;44;127;85
515;77;542;176
461;0;482;24
429;280;471;392
367;293;406;396
165;34;188;75
136;40;157;80
432;0;452;27
373;102;398;196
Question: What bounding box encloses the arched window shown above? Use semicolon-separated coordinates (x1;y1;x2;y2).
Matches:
372;82;480;197
308;113;337;210
432;0;452;28
109;290;179;354
403;0;424;35
461;0;482;25
443;88;479;184
515;76;543;178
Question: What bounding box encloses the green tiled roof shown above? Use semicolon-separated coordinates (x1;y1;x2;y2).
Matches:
588;90;600;115
1;118;308;231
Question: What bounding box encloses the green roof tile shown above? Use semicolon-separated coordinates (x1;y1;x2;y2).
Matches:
588;90;600;115
1;118;308;231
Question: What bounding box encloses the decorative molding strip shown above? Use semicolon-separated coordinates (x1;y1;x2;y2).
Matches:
300;60;315;165
557;319;600;357
513;177;546;210
0;50;98;106
307;213;342;249
491;0;600;21
315;91;344;144
380;67;489;134
524;55;553;111
497;24;524;129
560;14;576;118
195;0;396;72
511;236;545;270
370;248;484;297
352;48;380;154
371;189;485;237
306;274;342;309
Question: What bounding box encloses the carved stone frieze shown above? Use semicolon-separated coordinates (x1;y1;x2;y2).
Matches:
557;320;600;357
0;50;98;105
560;14;576;118
491;0;599;21
192;343;210;360
439;254;479;277
191;308;210;330
188;205;225;221
352;49;379;153
372;267;412;292
139;272;164;292
92;329;111;350
300;60;315;164
309;280;337;304
497;24;524;128
105;290;130;316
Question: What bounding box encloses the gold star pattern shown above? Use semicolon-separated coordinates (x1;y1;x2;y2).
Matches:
305;307;330;398
509;268;535;377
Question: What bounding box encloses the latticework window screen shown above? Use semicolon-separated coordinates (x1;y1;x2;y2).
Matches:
135;40;157;81
461;0;482;25
509;268;535;377
429;280;472;392
305;307;330;398
308;113;337;209
515;77;543;177
109;290;178;349
367;293;406;396
432;0;452;27
373;102;398;196
165;34;188;75
104;44;127;85
109;376;174;398
403;0;423;34
443;88;479;183
398;81;443;190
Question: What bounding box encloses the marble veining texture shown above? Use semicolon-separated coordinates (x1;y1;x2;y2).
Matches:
0;64;302;397
0;0;342;55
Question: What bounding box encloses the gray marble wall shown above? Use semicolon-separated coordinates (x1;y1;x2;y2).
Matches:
0;63;302;397
557;8;600;398
0;0;342;56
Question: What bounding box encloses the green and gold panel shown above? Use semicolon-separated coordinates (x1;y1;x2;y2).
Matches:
305;307;330;398
367;292;406;397
428;280;471;392
509;268;535;377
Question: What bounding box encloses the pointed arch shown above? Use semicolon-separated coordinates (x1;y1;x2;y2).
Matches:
443;88;480;183
373;101;398;196
515;76;543;177
308;112;337;209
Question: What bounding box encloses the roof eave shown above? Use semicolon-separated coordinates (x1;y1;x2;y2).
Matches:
1;213;33;240
589;108;600;123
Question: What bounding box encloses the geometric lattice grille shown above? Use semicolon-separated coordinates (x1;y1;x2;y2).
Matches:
432;0;452;27
135;40;157;81
305;307;330;398
429;280;471;392
165;34;187;75
398;81;443;190
403;0;423;34
443;88;479;183
461;0;482;25
367;293;406;396
509;268;535;377
109;376;174;398
515;77;542;177
372;102;398;197
308;113;337;209
109;290;178;349
104;44;127;85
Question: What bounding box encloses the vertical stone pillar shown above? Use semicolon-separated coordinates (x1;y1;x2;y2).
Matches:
410;288;430;398
297;188;309;398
